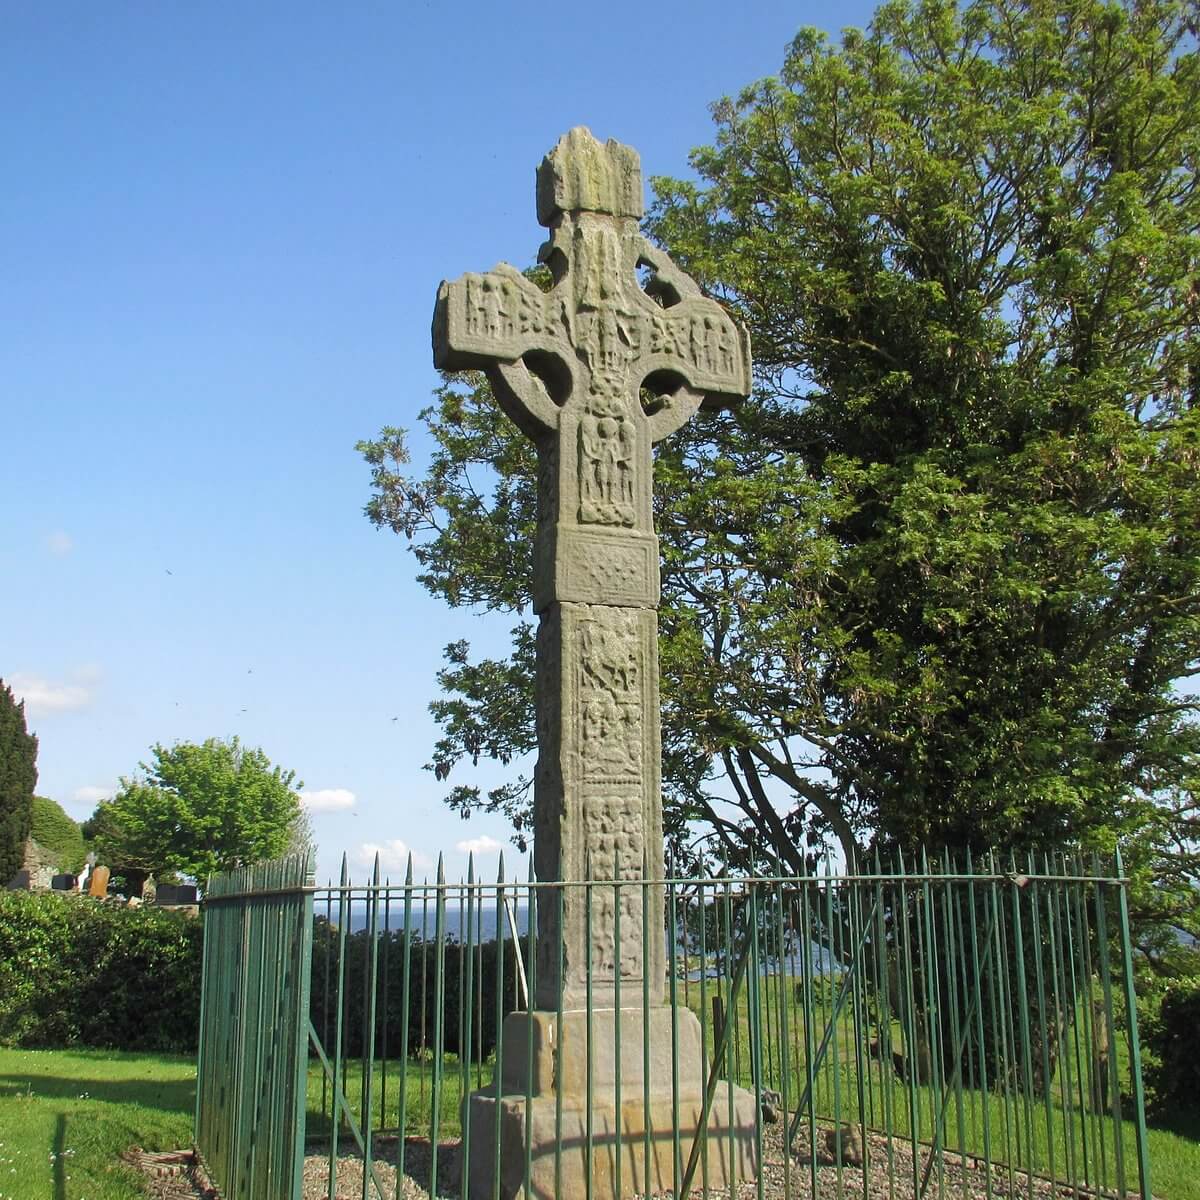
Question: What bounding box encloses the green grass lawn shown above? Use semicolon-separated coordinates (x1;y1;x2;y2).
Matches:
306;1052;468;1142
0;1049;194;1200
1;1040;1196;1200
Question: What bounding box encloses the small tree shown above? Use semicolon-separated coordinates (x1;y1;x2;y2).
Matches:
0;680;37;883
93;737;305;884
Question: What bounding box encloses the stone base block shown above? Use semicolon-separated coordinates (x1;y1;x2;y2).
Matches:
498;1007;708;1097
466;1088;758;1200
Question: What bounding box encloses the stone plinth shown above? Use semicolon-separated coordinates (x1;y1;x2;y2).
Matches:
466;1008;759;1200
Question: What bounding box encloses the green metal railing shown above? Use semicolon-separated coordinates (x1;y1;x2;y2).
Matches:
195;854;315;1200
196;851;1152;1200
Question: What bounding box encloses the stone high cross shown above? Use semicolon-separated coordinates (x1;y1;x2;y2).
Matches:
434;128;757;1200
434;127;750;1010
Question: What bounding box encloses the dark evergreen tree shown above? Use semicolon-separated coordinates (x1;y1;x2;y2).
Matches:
0;680;37;883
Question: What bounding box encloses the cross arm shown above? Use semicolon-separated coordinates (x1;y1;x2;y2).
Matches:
432;263;574;440
632;243;752;442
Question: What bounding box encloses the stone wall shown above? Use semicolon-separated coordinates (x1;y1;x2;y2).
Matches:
4;837;61;890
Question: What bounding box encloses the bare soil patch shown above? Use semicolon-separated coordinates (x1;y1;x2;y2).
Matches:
122;1148;217;1200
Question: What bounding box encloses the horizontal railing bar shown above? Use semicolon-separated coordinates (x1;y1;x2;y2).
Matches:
304;872;1125;894
203;885;319;904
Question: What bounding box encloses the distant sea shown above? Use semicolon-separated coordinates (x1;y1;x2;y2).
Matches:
320;904;843;976
326;901;523;941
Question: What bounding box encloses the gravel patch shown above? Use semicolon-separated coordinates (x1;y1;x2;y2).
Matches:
756;1123;1077;1200
300;1122;1102;1200
302;1136;460;1199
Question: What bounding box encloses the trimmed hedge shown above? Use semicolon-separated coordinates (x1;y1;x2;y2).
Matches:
0;891;202;1051
1142;977;1200;1129
30;795;86;873
309;919;522;1062
0;895;514;1060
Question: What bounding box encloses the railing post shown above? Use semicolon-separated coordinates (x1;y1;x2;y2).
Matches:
194;871;214;1159
1114;848;1152;1200
291;855;316;1200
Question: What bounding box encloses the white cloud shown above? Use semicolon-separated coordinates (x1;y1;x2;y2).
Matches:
302;787;356;813
9;672;93;716
456;835;504;856
356;839;433;874
64;785;113;819
73;785;113;806
46;530;74;556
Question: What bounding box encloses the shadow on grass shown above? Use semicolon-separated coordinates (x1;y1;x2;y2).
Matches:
0;1073;195;1113
1150;1109;1200;1142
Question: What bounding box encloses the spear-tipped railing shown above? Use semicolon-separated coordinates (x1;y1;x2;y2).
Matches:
196;851;1152;1200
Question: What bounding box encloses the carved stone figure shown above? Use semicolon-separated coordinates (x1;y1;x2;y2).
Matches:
432;126;755;1200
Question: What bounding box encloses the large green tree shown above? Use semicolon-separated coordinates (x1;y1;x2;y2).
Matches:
361;0;1199;968
91;737;306;884
0;681;37;883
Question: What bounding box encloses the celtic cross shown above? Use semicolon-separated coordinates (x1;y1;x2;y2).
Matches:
434;127;750;1009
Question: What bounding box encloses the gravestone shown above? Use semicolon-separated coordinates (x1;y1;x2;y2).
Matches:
87;864;110;899
156;882;198;906
434;127;758;1200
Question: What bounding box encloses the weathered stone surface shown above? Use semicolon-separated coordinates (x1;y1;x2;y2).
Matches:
432;127;756;1200
535;127;643;224
495;1007;708;1098
530;601;662;1009
6;837;60;890
434;126;750;1007
476;1006;760;1199
466;1086;758;1200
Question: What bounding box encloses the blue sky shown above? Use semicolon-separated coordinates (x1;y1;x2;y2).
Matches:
1;1;879;886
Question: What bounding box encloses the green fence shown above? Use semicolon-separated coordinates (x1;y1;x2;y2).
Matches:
196;851;1152;1200
195;854;315;1200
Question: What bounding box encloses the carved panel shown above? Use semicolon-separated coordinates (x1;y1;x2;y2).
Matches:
639;302;741;381
578;409;636;526
577;305;638;372
440;269;555;363
573;225;624;310
466;275;511;339
583;794;644;979
560;531;656;608
575;608;643;782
